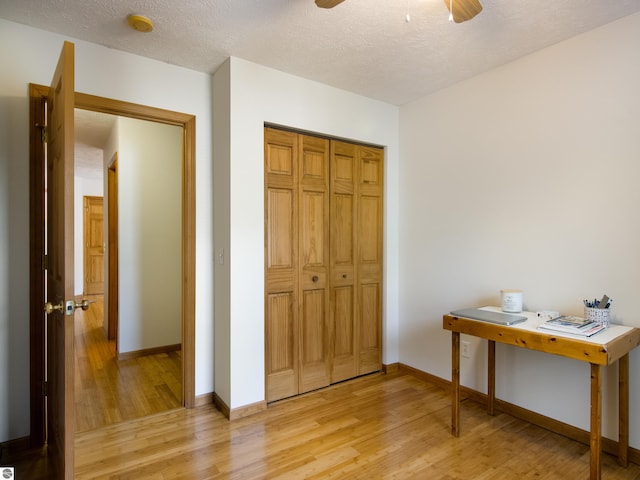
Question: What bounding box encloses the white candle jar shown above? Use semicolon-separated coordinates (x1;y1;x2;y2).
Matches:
501;289;523;313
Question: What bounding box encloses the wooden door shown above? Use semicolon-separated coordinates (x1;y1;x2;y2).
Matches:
265;128;299;402
265;128;384;401
45;40;75;479
329;141;358;383
357;145;383;374
107;157;118;342
83;196;104;295
298;135;330;393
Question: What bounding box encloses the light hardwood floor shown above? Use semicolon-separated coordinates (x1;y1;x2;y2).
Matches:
74;296;182;432
72;370;640;480
5;369;640;478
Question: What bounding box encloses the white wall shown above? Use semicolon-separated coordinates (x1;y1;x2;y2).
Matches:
116;117;182;352
0;47;17;441
213;57;400;409
74;175;104;296
0;18;213;442
212;59;231;405
399;11;640;446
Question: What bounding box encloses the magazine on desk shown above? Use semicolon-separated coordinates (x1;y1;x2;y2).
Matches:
537;315;606;337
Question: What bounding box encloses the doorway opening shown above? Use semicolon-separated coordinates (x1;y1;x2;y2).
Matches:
82;195;104;298
29;84;196;445
72;108;185;432
107;155;118;342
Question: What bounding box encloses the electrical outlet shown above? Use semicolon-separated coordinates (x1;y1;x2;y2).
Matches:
461;341;471;359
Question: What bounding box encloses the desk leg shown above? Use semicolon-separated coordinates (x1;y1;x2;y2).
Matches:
618;354;629;467
452;331;460;437
590;363;602;480
487;340;495;416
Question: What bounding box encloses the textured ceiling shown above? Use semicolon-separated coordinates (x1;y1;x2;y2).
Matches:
2;0;640;106
74;109;117;178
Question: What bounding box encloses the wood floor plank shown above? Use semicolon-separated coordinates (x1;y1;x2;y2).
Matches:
69;371;640;479
6;356;640;478
73;296;182;433
5;372;640;480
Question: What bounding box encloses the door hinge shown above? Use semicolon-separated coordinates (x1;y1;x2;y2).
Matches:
43;381;48;397
43;254;48;271
35;123;47;143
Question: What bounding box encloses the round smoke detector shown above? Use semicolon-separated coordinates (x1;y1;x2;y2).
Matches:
127;14;154;33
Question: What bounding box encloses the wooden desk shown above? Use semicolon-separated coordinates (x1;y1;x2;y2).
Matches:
443;308;640;480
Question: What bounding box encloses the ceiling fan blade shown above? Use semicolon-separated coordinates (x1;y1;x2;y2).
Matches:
315;0;346;8
444;0;483;23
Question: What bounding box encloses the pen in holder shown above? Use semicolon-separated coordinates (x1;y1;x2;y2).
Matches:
584;307;610;328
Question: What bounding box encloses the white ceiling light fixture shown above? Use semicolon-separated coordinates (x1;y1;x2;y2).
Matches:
127;14;154;33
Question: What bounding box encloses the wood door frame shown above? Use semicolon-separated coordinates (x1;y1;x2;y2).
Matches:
82;195;104;296
107;155;118;343
29;85;197;446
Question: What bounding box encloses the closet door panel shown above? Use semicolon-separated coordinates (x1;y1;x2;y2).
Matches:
358;283;381;375
331;285;356;382
266;292;298;400
333;194;354;265
357;145;383;375
301;191;325;267
299;135;330;392
301;140;327;186
358;195;382;264
267;189;295;270
330;141;358;382
265;128;299;402
299;190;330;392
360;148;383;190
300;289;329;392
333;149;355;193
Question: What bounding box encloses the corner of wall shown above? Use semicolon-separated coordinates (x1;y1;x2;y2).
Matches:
212;59;232;406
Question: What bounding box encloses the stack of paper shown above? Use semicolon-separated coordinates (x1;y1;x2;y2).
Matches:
537;315;606;337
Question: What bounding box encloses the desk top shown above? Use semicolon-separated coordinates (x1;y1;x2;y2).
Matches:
443;306;640;365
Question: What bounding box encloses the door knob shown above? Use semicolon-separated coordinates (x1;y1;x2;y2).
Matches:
44;302;64;315
44;299;93;315
75;299;92;311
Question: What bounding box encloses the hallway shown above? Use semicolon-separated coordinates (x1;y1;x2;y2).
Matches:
74;297;182;432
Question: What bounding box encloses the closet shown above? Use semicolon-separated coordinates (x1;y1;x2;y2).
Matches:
264;127;383;402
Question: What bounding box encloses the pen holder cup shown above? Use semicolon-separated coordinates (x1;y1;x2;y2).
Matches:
584;307;610;328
